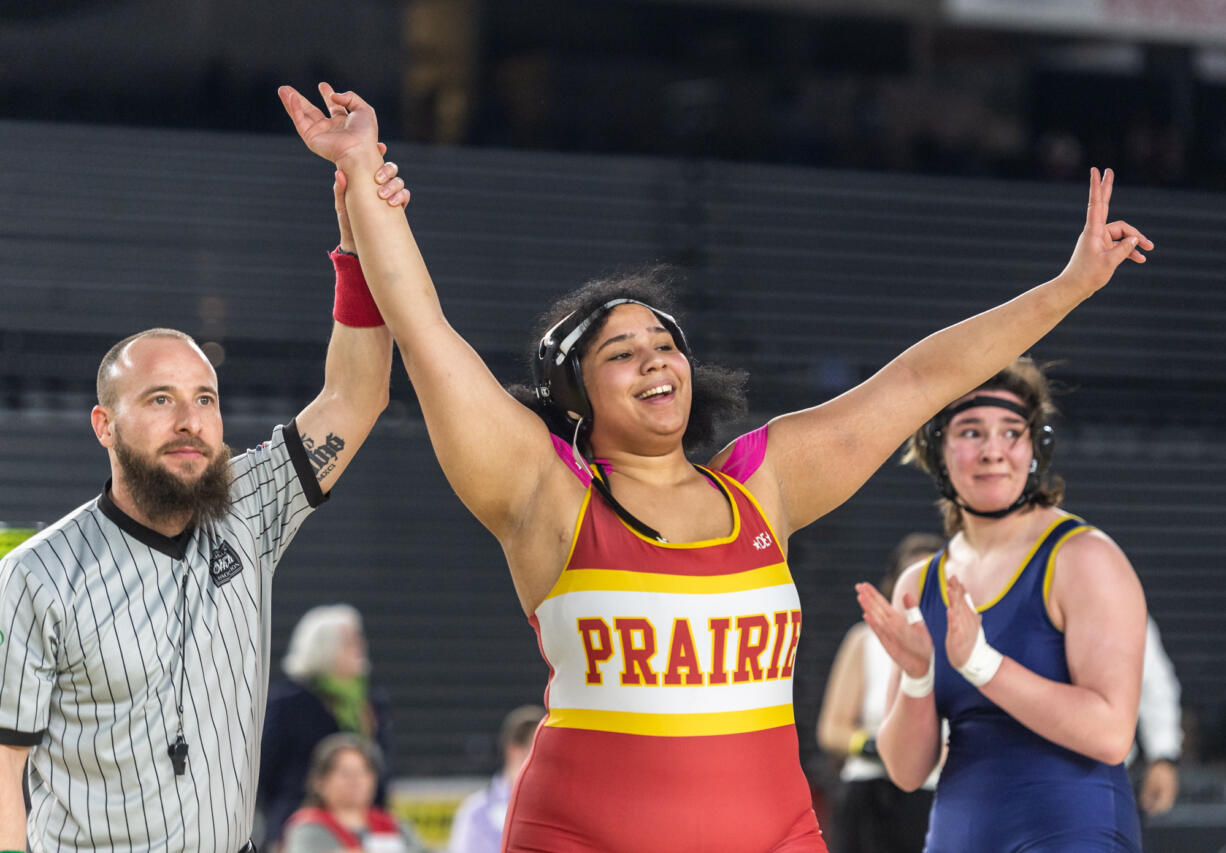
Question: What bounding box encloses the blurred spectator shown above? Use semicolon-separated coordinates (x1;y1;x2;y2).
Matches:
448;705;546;853
260;605;394;847
281;734;425;853
816;533;945;853
1135;615;1184;817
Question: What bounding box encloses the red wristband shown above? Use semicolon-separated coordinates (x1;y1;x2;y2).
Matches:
330;246;385;327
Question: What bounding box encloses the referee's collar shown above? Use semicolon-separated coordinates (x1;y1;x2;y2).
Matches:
98;481;195;560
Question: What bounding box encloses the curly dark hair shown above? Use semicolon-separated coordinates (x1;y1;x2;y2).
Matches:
505;266;748;455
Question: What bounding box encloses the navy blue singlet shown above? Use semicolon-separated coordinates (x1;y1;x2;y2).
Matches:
919;514;1142;853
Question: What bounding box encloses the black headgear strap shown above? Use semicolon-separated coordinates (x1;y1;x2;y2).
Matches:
533;297;690;424
945;394;1030;422
929;394;1049;520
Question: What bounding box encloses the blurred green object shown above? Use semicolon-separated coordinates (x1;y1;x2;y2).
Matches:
0;523;42;557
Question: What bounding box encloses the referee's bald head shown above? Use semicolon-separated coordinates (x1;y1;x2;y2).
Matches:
97;328;209;408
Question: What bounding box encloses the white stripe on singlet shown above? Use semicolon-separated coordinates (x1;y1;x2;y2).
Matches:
0;423;322;852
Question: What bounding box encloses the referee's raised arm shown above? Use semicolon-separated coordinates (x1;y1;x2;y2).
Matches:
278;84;572;552
289;161;401;497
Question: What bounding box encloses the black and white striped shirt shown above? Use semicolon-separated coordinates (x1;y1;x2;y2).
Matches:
0;422;325;852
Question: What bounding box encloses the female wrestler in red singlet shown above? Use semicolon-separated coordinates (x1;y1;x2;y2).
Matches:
279;82;1151;852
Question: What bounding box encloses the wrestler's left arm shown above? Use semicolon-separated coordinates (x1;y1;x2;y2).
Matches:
731;170;1151;539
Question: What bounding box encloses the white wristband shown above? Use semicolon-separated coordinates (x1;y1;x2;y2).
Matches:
899;654;934;698
957;623;1004;687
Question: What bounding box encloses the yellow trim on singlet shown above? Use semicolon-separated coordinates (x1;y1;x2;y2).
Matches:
718;468;785;553
543;561;793;601
916;554;934;602
561;487;595;573
1042;522;1094;633
533;489;597;611
545;703;795;737
939;514;1082;611
599;464;743;549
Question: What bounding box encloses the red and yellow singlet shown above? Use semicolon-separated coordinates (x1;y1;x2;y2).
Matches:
503;463;825;852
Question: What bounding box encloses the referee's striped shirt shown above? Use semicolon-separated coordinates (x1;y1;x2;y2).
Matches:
0;421;326;852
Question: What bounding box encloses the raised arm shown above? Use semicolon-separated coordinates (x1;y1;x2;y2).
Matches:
279;84;574;543
946;532;1146;765
294;162;396;496
750;170;1152;536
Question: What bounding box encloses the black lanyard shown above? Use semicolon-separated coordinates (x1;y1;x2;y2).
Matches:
589;462;729;543
168;569;190;776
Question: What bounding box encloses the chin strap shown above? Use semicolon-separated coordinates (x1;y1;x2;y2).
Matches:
950;456;1040;519
956;492;1032;519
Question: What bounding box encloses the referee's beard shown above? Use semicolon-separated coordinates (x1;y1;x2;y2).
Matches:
114;429;234;529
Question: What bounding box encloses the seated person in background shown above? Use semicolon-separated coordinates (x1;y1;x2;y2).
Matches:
282;734;425;853
817;532;945;853
261;604;395;846
449;705;546;853
1135;615;1183;817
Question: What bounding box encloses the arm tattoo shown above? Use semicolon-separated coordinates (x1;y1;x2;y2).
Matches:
302;431;346;481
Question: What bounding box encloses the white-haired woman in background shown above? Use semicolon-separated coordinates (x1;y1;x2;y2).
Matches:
259;604;395;848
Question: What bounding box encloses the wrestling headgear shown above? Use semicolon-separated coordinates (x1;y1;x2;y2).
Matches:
533;298;690;423
916;393;1055;519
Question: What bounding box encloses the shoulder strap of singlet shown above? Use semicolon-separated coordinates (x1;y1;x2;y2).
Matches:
1039;514;1094;607
717;424;768;483
915;550;943;603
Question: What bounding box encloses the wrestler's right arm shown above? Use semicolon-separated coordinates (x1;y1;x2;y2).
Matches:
279;83;580;611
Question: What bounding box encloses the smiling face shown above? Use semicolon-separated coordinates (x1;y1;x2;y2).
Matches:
92;334;232;527
942;391;1034;513
579;303;692;454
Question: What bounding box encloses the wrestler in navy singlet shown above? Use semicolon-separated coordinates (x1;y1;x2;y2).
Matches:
919;515;1142;853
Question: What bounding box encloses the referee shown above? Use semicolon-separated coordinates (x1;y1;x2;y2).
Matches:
0;164;408;852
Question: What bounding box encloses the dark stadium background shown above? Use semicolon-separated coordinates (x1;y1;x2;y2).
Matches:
3;1;1225;849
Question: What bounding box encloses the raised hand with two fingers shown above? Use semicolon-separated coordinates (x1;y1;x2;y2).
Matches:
1060;167;1155;296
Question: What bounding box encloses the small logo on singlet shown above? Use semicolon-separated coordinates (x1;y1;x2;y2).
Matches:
209;541;244;587
752;531;773;551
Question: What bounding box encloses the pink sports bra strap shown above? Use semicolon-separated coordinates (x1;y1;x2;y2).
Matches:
552;426;768;486
717;424;768;483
